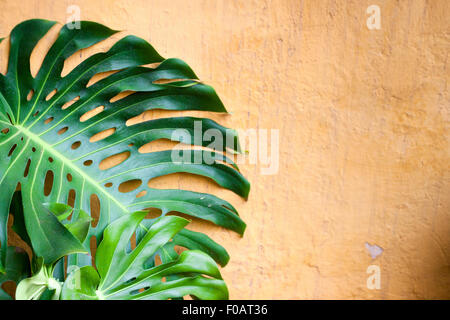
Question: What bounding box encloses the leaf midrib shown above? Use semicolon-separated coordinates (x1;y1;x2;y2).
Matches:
15;124;129;215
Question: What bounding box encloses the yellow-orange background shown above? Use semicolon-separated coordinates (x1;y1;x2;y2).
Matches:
0;0;449;299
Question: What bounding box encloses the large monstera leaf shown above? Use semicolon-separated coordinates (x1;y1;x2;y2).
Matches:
0;19;249;272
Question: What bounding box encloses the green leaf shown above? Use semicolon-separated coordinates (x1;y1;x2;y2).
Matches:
172;229;230;267
65;209;92;243
47;203;73;221
125;275;228;300
9;191;31;248
137;218;229;267
26;202;87;264
60;266;100;300
0;246;30;300
0;19;249;271
105;251;228;300
61;212;228;300
45;202;92;243
96;212;189;291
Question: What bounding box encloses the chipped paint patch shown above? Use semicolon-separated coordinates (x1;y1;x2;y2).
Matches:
365;242;384;259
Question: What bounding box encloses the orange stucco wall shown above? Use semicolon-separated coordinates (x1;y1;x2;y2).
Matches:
1;0;449;299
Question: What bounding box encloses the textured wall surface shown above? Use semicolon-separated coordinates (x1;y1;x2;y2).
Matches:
0;0;449;299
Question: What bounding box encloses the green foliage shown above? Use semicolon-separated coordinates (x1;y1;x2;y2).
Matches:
15;209;228;300
0;19;249;300
0;247;30;299
62;212;228;300
16;258;61;300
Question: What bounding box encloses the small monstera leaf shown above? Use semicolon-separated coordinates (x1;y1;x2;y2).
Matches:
61;211;228;300
0;19;250;272
0;246;30;300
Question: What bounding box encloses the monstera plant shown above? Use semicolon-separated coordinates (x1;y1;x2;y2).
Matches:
0;19;249;300
15;207;228;300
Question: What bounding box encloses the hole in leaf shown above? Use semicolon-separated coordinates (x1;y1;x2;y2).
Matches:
66;208;75;222
90;127;116;143
44;170;54;196
1;281;16;299
104;182;113;188
67;173;72;182
44;117;54;124
61;96;80;110
125;112;145;126
125;109;182;126
48;157;53;163
24;159;31;177
136;190;147;198
138;139;179;154
45;89;57;101
27;90;34;101
143;208;162;219
64;256;68;278
143;62;161;69
148;172;225;196
86;70;121;88
90;236;97;268
153;78;192;85
118;179;142;193
32;147;36;152
83;160;93;166
174;245;188;255
57;126;68;135
61;31;127;78
80;105;105;122
67;189;76;208
128;232;136;252
71;141;81;150
90;194;100;228
154;254;162;266
99;151;130;170
8;144;17;157
30;23;62;78
109;90;135;103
